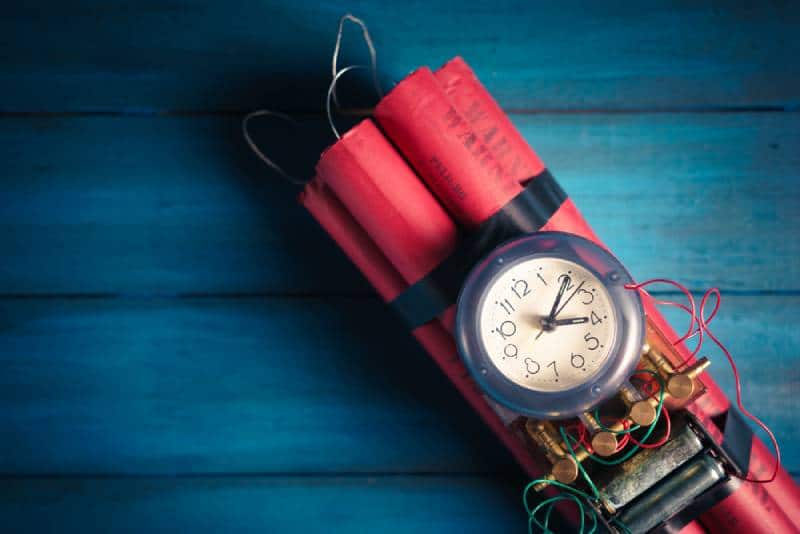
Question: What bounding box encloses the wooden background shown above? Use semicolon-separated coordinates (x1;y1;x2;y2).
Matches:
1;1;798;531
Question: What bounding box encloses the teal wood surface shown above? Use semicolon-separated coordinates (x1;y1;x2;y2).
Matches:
1;1;798;531
0;296;797;476
1;1;799;112
2;113;798;295
0;476;523;533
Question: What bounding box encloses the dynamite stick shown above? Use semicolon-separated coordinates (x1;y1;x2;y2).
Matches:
299;174;544;479
434;57;601;244
435;56;545;184
374;67;524;228
316;118;457;284
299;179;406;301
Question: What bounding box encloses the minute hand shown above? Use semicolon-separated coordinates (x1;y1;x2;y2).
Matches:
554;280;585;318
547;276;571;321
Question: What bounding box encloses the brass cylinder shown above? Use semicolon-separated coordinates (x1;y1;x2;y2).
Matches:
645;347;675;376
667;373;695;399
591;431;618;457
525;419;566;463
552;456;579;484
629;400;657;426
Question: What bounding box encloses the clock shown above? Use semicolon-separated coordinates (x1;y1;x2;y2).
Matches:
455;232;645;419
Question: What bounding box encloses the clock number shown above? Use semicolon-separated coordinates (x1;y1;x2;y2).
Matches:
497;298;515;316
579;288;594;305
546;360;559;378
584;332;600;351
503;344;518;359
524;358;540;375
590;311;603;325
556;274;575;292
494;320;516;340
511;278;531;299
570;352;585;369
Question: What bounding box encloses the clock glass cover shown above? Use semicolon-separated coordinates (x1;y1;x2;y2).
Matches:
455;232;645;418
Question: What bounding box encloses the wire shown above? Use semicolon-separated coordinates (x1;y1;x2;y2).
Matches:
331;14;382;110
326;65;368;139
628;407;671;448
697;288;781;483
593;411;640;436
523;481;603;534
625;279;781;483
565;370;666;466
241;110;307;186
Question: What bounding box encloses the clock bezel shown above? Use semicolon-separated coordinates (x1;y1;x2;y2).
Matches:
455;231;644;419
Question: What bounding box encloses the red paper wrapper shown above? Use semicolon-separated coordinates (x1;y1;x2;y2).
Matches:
435;56;601;244
299;179;405;301
374;67;523;227
315;119;457;285
435;56;545;184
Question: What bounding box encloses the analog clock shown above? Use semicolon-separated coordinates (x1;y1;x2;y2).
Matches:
455;232;644;419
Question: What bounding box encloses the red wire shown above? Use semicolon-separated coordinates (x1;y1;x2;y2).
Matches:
625;279;780;483
625;279;697;348
697;289;780;483
613;420;631;452
628;408;671;448
571;418;631;454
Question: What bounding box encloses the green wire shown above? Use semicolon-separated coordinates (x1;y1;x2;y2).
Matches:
529;494;598;534
523;479;594;515
529;495;583;534
592;408;640;435
565;369;666;466
523;369;664;533
558;426;601;499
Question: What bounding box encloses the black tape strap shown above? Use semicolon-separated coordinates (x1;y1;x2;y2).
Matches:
389;169;567;328
720;408;754;476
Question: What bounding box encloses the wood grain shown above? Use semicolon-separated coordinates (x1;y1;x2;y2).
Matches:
1;1;798;112
2;112;797;296
1;296;796;476
0;475;524;533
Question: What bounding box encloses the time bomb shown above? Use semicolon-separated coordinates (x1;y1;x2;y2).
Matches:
276;24;797;533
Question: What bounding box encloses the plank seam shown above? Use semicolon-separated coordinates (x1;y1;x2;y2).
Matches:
0;290;798;301
0;106;797;118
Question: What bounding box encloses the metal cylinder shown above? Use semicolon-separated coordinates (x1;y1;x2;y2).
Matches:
617;454;725;533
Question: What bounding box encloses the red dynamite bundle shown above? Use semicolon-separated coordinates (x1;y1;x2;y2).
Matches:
298;57;800;533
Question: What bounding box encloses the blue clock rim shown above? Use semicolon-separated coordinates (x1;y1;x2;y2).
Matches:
454;231;645;419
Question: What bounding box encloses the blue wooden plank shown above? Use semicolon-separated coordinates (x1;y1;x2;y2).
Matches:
0;297;511;475
1;112;798;295
0;1;798;112
0;475;525;533
0;295;796;477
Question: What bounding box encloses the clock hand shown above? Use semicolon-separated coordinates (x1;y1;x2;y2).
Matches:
554;280;585;318
550;316;589;326
547;276;571;322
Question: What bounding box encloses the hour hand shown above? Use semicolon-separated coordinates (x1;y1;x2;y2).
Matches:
550;316;589;326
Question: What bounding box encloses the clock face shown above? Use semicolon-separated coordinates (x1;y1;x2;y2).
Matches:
478;257;618;392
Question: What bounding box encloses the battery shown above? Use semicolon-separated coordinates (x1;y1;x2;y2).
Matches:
618;454;725;533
